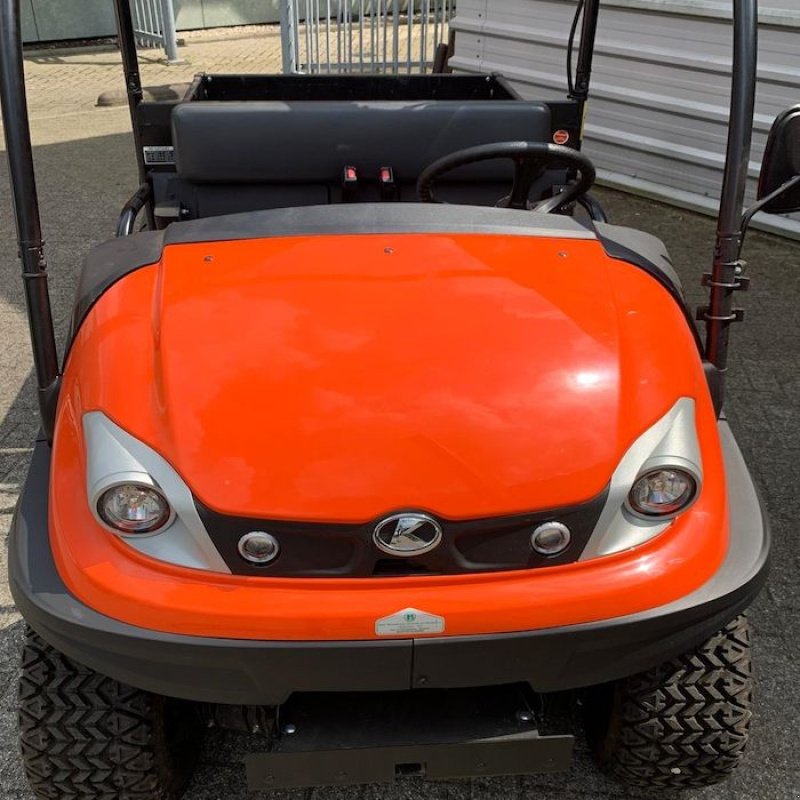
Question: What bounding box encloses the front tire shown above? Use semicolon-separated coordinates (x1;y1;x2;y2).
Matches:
585;615;753;790
18;628;202;800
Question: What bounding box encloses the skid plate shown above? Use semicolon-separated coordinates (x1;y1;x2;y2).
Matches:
246;685;574;790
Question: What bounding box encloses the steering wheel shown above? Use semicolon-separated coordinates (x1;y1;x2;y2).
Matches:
416;141;596;213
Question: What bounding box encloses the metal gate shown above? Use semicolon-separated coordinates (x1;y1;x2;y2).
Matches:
281;0;455;74
130;0;180;62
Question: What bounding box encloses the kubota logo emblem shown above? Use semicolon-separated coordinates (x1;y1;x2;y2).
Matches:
373;513;443;557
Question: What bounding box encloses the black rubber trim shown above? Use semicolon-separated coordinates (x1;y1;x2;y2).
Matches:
594;225;705;352
9;421;768;705
67;230;165;360
161;203;594;245
704;361;724;416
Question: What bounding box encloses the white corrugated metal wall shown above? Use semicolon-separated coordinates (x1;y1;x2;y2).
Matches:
450;0;800;238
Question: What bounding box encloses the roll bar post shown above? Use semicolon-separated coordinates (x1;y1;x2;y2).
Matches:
112;0;155;228
703;0;758;401
570;0;600;109
0;0;60;441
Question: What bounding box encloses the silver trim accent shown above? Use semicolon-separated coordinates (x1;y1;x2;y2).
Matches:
373;513;443;557
83;412;231;574
580;398;703;560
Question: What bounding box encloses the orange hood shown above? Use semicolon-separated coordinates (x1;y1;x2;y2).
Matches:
65;232;710;521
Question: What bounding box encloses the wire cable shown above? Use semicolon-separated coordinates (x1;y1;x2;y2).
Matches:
567;0;585;95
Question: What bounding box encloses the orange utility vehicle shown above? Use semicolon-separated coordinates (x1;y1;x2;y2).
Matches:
2;0;795;797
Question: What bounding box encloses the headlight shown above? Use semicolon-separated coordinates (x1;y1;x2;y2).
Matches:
627;467;698;518
580;398;704;560
97;483;172;534
84;412;230;572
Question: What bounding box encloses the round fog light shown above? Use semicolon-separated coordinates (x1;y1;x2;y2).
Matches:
97;483;171;534
238;531;280;565
531;522;571;556
628;468;697;517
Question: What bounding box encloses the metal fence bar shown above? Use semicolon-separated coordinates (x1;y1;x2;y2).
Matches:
325;0;332;74
392;0;396;73
384;0;389;71
370;0;377;72
421;0;429;73
361;0;365;73
281;0;454;74
294;0;302;73
280;0;295;73
406;2;412;73
145;0;157;45
159;0;180;63
313;0;320;73
129;0;180;62
346;1;353;71
132;0;143;42
304;0;312;73
336;1;343;74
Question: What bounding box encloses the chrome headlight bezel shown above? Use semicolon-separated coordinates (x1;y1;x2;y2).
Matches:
580;398;704;560
83;412;231;573
624;457;701;520
96;479;175;536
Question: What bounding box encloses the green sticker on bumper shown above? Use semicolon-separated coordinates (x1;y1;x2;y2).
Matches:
375;607;445;636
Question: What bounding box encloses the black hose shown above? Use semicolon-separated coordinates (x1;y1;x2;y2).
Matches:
116;184;152;237
567;0;585;95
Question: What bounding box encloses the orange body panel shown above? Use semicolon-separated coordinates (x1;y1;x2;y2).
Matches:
51;232;727;640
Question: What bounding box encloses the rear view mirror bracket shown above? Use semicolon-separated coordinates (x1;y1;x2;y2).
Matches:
741;104;800;244
741;173;800;242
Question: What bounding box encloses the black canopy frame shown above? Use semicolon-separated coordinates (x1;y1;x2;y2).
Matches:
0;0;758;439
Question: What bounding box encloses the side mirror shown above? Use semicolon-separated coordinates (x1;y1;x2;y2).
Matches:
756;105;800;214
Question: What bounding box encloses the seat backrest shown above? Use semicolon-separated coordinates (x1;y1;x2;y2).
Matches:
172;100;552;185
167;100;553;218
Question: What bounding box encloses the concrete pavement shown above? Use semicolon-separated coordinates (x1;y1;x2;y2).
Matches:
1;26;798;800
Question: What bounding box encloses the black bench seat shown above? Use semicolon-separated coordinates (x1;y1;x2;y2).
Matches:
166;100;554;218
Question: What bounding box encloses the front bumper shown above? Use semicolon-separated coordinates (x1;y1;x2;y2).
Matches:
10;422;768;705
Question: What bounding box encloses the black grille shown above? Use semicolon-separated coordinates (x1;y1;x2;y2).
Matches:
195;488;609;578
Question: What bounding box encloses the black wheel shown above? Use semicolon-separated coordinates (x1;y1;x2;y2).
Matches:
18;627;203;800
585;615;754;790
